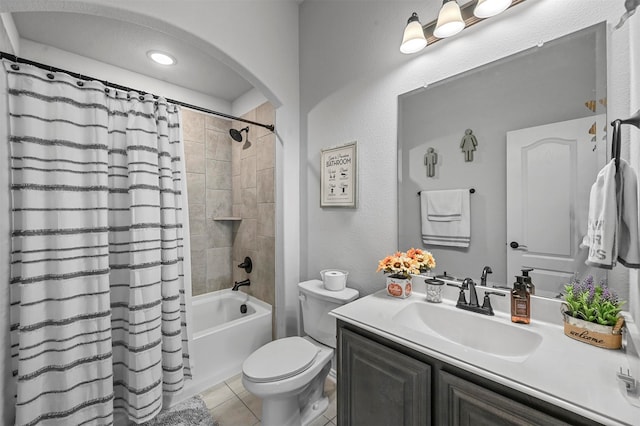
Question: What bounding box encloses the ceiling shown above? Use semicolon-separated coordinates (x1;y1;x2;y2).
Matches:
11;11;255;103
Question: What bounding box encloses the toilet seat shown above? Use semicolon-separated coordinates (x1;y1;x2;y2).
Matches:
243;336;320;383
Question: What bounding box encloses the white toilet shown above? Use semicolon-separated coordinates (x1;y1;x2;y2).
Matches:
241;279;359;426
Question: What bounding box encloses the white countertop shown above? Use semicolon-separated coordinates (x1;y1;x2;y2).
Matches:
330;284;640;426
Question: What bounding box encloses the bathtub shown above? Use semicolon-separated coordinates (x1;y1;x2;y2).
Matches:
168;289;272;405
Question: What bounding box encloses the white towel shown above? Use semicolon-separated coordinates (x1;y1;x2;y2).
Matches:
582;159;618;268
421;190;470;247
426;189;463;221
617;159;640;268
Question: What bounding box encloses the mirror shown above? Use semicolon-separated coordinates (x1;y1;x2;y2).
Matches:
398;24;607;298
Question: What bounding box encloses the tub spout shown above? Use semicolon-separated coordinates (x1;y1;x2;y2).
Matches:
232;279;251;291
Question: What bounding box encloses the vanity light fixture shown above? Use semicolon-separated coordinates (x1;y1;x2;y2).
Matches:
400;13;428;54
147;50;176;66
400;0;526;54
433;0;465;39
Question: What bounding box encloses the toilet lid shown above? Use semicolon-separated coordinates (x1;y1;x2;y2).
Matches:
243;337;320;383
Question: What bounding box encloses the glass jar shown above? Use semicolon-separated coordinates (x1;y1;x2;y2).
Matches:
425;278;444;303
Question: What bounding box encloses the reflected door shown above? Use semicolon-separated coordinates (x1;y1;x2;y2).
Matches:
506;115;606;298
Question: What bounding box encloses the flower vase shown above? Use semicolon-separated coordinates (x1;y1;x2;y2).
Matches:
386;274;412;298
561;311;624;350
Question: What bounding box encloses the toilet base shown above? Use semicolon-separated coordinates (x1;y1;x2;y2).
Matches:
300;395;329;426
258;359;331;426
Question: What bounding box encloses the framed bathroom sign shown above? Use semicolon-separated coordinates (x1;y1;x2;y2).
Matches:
320;142;357;208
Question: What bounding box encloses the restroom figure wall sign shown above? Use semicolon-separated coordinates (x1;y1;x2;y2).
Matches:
424;147;438;177
460;129;478;162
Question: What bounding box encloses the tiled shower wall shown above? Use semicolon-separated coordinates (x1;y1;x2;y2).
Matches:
182;103;276;311
231;103;276;309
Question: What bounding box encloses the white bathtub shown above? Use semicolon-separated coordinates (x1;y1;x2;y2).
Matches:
168;289;272;405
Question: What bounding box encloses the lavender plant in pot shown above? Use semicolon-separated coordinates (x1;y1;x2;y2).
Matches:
562;275;625;349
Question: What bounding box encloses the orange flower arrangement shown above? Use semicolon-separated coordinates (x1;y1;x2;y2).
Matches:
376;248;436;278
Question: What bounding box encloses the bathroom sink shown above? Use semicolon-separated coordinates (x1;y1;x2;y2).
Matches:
391;302;542;359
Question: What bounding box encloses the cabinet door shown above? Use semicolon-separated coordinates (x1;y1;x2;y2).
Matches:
439;371;570;426
338;328;431;426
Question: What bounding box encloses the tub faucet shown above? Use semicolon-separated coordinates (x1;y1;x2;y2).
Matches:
480;266;492;287
232;279;250;291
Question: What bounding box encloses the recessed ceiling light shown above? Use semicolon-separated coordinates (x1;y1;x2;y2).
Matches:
147;50;176;66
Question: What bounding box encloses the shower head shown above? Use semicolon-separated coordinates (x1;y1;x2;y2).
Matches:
229;126;249;142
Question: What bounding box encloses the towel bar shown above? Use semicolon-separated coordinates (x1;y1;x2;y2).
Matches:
417;188;475;196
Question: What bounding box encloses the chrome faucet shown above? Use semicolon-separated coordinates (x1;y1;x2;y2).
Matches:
480;266;492;287
232;279;250;291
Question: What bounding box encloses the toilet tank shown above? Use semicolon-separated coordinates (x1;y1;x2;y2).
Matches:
298;280;359;348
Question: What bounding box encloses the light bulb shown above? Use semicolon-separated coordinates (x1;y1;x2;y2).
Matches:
433;1;465;39
400;13;427;54
474;0;512;19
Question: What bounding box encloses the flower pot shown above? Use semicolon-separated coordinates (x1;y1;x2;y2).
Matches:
562;312;624;350
386;275;412;299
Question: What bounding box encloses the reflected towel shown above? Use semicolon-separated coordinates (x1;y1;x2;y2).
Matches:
582;159;618;268
421;190;470;247
426;189;464;221
617;159;640;268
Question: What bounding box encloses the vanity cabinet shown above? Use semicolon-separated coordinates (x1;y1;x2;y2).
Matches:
439;371;568;426
339;327;431;426
337;320;601;426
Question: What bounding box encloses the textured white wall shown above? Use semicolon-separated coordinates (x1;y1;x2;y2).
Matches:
300;0;633;300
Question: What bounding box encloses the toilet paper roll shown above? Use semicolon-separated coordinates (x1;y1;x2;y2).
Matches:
321;270;348;291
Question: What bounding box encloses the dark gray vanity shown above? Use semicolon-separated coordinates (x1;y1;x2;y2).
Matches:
337;320;601;425
330;284;639;426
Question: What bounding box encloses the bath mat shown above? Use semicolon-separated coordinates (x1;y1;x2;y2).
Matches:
139;396;218;426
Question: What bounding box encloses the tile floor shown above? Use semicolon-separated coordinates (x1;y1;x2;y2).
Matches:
199;374;337;426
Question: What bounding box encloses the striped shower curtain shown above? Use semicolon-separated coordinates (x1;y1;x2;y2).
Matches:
4;61;192;425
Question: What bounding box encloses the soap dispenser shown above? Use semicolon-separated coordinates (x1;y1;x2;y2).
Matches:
521;268;535;295
511;274;531;324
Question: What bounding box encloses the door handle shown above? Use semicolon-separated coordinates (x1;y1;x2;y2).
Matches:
510;241;528;251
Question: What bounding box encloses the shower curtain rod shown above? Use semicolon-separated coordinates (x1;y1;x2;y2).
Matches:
0;51;275;132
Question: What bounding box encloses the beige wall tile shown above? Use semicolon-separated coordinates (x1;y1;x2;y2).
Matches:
188;203;206;235
232;204;242;218
242;188;257;219
186;173;206;205
240;156;257;189
184;140;206;174
238;219;257;252
231;142;242;177
206;159;232;190
256;236;276;307
206;189;233;219
191;249;207;296
190;234;208;252
206;129;232;162
255;102;275;139
257;168;274;203
207;221;233;249
205;115;231;132
256;133;275;171
232;175;242;205
182;109;205;143
257;203;275;238
206;247;232;290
